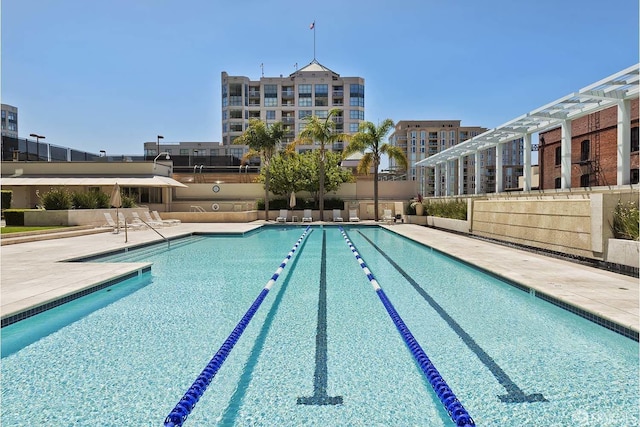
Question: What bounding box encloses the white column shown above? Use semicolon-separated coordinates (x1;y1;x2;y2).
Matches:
445;160;451;196
617;99;631;185
495;143;504;193
458;155;465;195
561;120;572;189
434;164;441;197
522;134;532;191
475;151;482;195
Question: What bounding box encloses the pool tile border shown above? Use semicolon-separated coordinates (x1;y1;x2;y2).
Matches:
1;267;151;328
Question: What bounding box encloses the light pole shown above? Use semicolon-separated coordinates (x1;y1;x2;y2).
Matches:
153;152;171;170
157;135;164;156
29;133;45;161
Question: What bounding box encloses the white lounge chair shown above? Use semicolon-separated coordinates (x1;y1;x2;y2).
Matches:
349;209;360;222
302;209;313;222
152;210;181;225
382;209;394;223
107;212;145;230
119;212;147;229
276;209;288;223
333;209;343;222
132;211;163;227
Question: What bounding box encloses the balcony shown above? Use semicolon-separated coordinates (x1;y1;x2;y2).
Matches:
248;90;260;98
281;90;295;98
282;117;295;124
332;90;344;97
332;101;344;106
331;117;344;124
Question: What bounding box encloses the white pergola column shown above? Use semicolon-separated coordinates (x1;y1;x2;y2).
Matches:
617;99;631;185
523;134;532;191
561;119;572;189
445;160;451;196
495;143;504;193
474;151;481;195
458;155;465;195
434;164;441;197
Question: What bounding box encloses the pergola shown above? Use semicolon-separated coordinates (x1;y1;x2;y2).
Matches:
415;64;639;195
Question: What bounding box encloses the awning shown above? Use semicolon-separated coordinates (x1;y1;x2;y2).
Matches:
0;176;188;188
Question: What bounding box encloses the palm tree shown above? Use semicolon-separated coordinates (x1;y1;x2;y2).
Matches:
234;119;285;220
344;119;408;221
297;108;349;221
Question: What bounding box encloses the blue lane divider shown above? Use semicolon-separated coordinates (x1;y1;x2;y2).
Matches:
338;227;475;427
164;226;312;427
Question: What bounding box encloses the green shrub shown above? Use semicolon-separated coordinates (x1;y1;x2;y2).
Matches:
121;194;136;208
1;190;12;210
256;197;344;210
424;199;467;220
406;203;416;215
40;188;73;210
611;200;639;241
3;209;27;226
71;191;111;209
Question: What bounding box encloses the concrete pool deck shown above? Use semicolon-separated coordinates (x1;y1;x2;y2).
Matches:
1;222;638;339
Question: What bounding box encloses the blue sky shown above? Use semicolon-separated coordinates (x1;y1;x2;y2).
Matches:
2;0;638;156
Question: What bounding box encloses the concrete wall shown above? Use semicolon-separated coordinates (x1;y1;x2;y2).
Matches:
23;208;151;226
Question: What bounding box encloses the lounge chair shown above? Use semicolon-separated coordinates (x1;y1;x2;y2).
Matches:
132;211;163;227
349;209;360;222
302;209;313;222
142;211;168;227
276;209;288;223
382;209;394;223
333;209;343;222
107;212;145;230
118;212;146;229
152;210;181;225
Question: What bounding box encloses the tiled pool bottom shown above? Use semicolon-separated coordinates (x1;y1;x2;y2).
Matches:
2;226;638;426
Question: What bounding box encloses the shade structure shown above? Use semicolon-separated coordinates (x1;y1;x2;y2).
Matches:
289;192;296;209
110;183;122;233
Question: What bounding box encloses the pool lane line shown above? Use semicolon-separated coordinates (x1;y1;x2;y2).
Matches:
356;230;548;404
338;227;475;427
164;226;312;427
219;228;314;424
298;229;344;405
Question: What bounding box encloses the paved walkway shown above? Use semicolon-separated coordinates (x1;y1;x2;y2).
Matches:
1;223;637;337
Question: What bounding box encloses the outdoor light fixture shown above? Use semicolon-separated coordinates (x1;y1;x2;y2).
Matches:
153;152;171;169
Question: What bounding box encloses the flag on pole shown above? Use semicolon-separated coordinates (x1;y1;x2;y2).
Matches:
309;21;315;30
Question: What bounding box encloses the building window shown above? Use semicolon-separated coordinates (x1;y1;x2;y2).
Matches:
180;149;189;155
350;123;359;132
298;84;312;94
631;168;639;184
580;173;590;187
580;139;590;161
631;127;639;152
299;98;312;107
315;84;328;96
554;177;561;189
555;146;561;166
349;110;364;120
315;110;328;118
264;98;278;107
266;111;276;120
299;110;312;119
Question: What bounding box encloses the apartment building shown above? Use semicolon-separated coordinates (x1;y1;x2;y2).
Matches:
388;120;488;195
221;60;365;153
1;104;18;138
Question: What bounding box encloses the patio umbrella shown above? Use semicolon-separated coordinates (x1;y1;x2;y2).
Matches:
289;191;296;210
110;182;122;233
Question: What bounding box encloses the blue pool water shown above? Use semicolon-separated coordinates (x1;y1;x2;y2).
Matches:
2;226;638;426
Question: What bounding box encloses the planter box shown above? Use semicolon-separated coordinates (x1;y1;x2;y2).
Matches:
427;216;469;234
606;238;640;268
403;215;427;225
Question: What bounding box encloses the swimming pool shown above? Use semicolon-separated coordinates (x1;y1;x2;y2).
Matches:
2;225;638;426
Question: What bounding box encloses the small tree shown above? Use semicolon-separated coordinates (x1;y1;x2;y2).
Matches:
234;119;285;220
344;119;408;221
40;188;73;210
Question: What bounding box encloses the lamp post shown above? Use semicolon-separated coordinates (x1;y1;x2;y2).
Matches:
29;133;45;161
157;135;164;156
153;152;171;170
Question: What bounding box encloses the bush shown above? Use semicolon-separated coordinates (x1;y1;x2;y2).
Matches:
71;191;111;209
121;194;136;208
1;190;12;210
424;199;467;220
40;188;73;210
256;198;344;210
611;200;639;241
3;209;27;226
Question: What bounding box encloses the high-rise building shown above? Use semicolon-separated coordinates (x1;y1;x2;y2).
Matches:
388;120;488;195
1;104;18;138
221;60;365;154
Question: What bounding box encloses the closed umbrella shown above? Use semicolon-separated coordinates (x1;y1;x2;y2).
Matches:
289;191;296;210
110;183;122;233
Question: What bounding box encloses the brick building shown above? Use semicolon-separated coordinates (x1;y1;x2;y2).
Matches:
539;99;639;189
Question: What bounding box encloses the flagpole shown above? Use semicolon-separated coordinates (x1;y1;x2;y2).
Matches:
313;23;316;60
